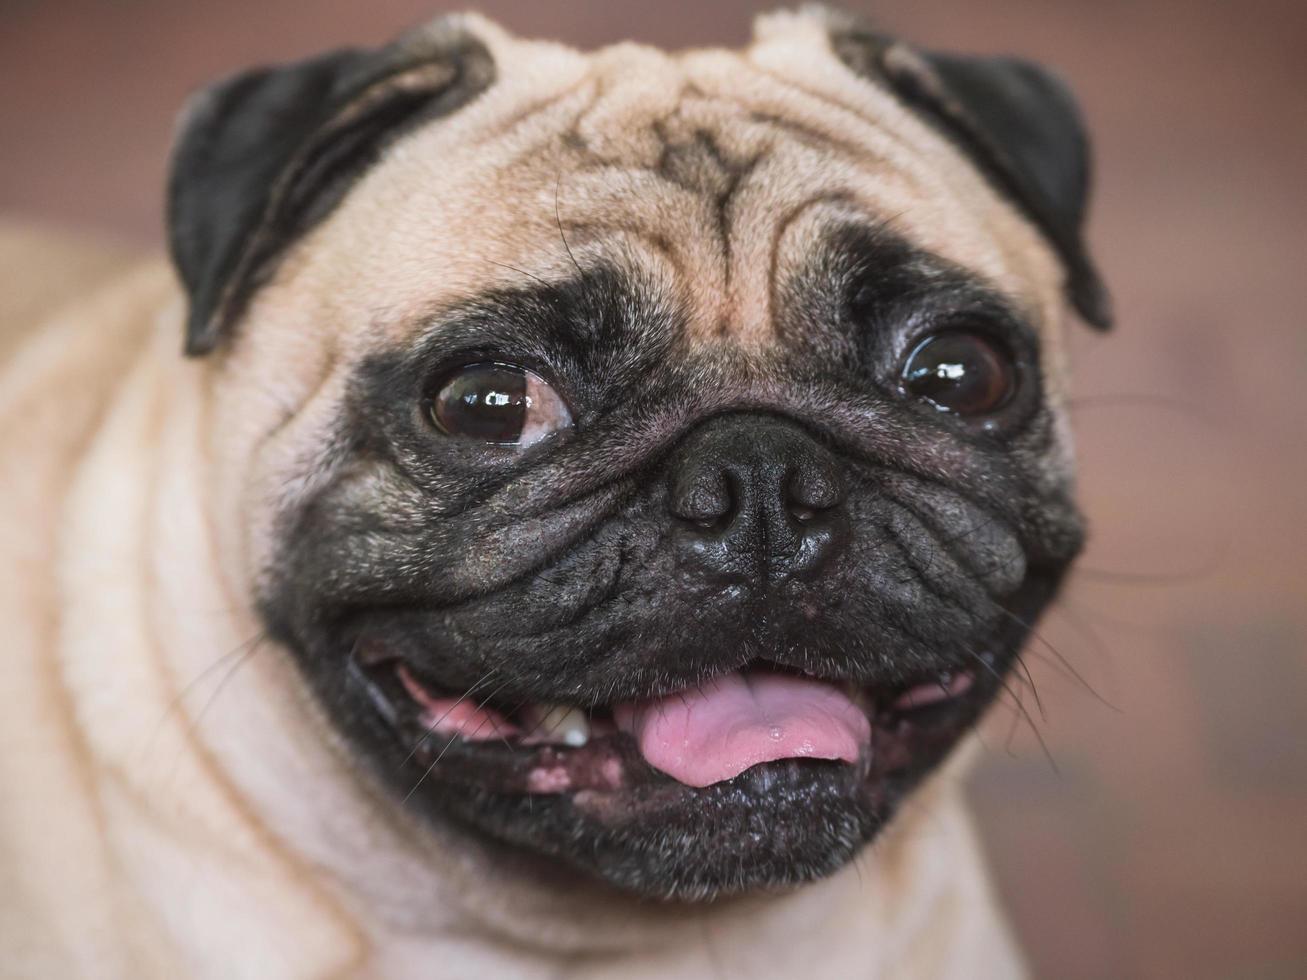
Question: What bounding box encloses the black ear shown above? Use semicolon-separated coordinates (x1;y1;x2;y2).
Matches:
167;21;496;355
827;19;1112;329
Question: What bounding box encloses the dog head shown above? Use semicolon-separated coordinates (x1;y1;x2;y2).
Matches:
168;8;1107;901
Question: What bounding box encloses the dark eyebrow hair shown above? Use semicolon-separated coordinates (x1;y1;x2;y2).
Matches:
773;220;1039;368
845;222;1033;318
407;263;678;368
353;261;685;425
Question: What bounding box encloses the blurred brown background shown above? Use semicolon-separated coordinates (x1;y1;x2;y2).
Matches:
3;1;1304;976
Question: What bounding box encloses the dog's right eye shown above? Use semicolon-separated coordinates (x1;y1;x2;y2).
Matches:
428;362;573;448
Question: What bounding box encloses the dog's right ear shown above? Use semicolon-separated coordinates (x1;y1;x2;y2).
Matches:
167;19;496;356
778;5;1111;330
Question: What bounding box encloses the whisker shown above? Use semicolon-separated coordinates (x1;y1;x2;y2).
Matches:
399;668;498;769
964;647;1059;774
1013;656;1047;723
402;677;514;803
485;258;548;288
403;732;461;804
185;636;269;737
994;605;1121;713
554;170;583;276
148;630;267;751
1046;600;1128;677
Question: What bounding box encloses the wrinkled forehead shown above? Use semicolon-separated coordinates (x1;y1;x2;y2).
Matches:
292;27;1063;349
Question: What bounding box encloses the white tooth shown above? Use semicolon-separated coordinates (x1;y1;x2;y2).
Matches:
538;704;590;747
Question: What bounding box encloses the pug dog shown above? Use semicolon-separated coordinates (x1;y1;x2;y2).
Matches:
0;6;1110;977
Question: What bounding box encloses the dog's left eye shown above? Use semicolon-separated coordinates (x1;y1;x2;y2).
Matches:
901;331;1017;417
429;363;573;447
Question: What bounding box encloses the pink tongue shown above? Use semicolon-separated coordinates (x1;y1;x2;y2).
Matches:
613;671;871;788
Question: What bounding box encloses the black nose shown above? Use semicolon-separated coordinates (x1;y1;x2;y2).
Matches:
667;415;848;586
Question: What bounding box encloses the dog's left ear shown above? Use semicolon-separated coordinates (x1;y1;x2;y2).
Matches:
804;9;1112;329
167;18;497;356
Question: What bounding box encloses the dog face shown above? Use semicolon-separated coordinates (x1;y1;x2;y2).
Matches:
169;10;1107;900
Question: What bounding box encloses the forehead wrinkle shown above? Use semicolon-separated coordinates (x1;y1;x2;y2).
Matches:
552;162;727;304
572;42;689;168
533;49;1036;346
537;97;820;345
313;30;1054;361
684;49;918;180
684;69;977;246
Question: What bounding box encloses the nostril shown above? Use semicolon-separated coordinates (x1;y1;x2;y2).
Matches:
688;512;728;532
786;464;844;517
670;469;735;530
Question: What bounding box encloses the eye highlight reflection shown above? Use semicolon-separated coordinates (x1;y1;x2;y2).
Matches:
429;362;573;448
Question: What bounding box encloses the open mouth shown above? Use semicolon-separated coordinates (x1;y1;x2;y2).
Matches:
302;560;1069;900
350;646;995;802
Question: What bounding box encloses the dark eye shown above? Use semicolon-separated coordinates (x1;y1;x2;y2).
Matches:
429;362;572;447
901;331;1018;417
